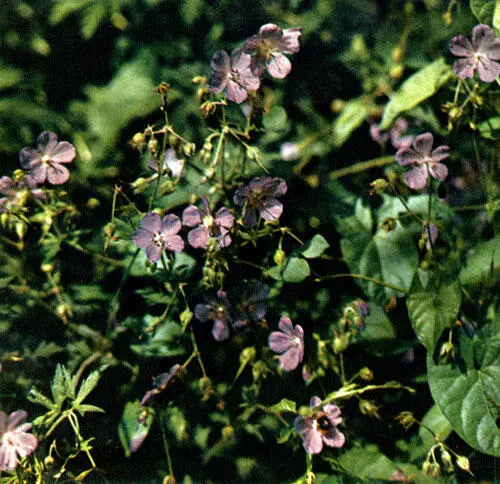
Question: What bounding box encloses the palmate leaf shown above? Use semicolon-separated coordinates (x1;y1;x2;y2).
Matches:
51;364;76;407
470;0;498;26
427;329;500;456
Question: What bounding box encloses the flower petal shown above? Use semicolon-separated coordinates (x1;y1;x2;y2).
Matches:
429;162;448;182
259;199;283;221
242;207;258;228
267;53;292;79
293;415;310;435
268;331;292;353
208;71;228;94
226;80;248;104
210;50;230;73
449;35;474;57
7;411;27;431
46;163;70;185
188;226;210;249
472;24;495;52
141;212;162;233
164;234;184;253
302;426;323;454
324;404;342;425
281;28;302;54
430;145;450;162
194;304;210;322
212;319;230;341
279;346;302;371
477;57;500;82
37;131;58;155
215;207;235;229
50;141;76;163
322;428;346;448
183;205;202;227
161;214;181;235
395;147;421;167
132;228;152;249
145;243;162;263
278;315;294;335
19;148;40;169
453;58;476;80
404;165;428;190
30;163;48;184
485;39;500;61
413;132;433;157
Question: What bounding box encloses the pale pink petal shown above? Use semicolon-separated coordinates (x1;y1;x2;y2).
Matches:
216;228;232;248
279;346;302;370
449;35;474;57
472;24;495;52
303;427;323;454
164;234;184;253
215;207;234;229
142;213;162;232
29;163;47;184
485;39;500;60
395;147;422;166
259;199;283;221
413;133;433;157
453;58;476;79
477;58;500;82
132;229;152;249
281;28;302;54
7;411;27;431
267;53;292;79
145;244;162;263
212;320;230;341
50;142;76;163
268;331;292;353
310;396;322;408
242;207;258;228
278;315;294;335
259;23;283;41
404;165;428;190
431;145;450;162
429;162;448;181
19;148;40;169
322;428;345;448
37;131;58;155
188;226;210;249
208;71;228;94
324;404;342;425
0;412;7;433
161;214;181;235
226;80;248;104
294;416;310;435
182;205;202;227
210;50;230;73
194;304;210;322
46;163;70;185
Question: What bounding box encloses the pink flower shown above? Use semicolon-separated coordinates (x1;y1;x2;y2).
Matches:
0;410;38;471
182;196;234;249
294;396;345;454
244;24;302;78
268;315;304;371
19;131;76;185
395;132;449;190
132;212;184;263
233;177;287;227
450;24;500;83
194;290;232;341
208;48;261;104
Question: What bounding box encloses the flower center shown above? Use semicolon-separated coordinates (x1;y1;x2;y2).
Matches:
41;154;51;164
316;413;332;434
292;336;302;347
152;232;164;248
203;214;215;229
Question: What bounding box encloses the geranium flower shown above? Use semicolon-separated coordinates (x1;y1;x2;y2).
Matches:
208;48;261;104
132;212;184;263
294;396;345;454
233;177;287;227
244;24;302;78
423;223;438;250
182;196;234;249
449;24;500;83
19;131;76;185
268;315;304;371
195;290;232;341
0;410;38;471
233;282;270;328
395;133;449;190
0;175;44;212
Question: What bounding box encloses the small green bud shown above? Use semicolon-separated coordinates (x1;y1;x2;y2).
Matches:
148;138;159;156
273;249;286;267
390;64;404;79
240;347;256;365
333;334;349;354
180;307;193;329
130;132;146;149
359;367;374;381
369;178;388;196
221;425;234;441
246;146;261;161
381;217;397;233
440;449;453;472
183;142;196;157
456;455;471;474
422;460;432;475
86;197;100;209
392;46;403;62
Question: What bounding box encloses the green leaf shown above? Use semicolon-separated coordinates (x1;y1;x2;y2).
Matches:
76;404;105;415
75;371;101;405
407;277;461;351
427;330;500;456
118;401;155;457
301;234;330;259
130;320;186;358
332;97;369;148
379;58;452;130
263;106;288;131
181;0;205;25
283;257;310;283
27;387;55;410
358;303;396;342
337;446;400;480
0;66;23;90
269;398;297;414
51;364;76;407
494;0;500;29
470;0;497;25
477;116;500;140
165;406;188;442
459;233;500;288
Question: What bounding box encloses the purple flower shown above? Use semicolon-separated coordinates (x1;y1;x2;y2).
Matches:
182;196;234;249
244;24;302;79
208;48;261;104
268;315;304;371
423;223;438;250
195;290;232;341
395;133;449;190
234;177;287;227
450;24;500;83
369;118;413;150
19;131;76;185
132;212;184;263
150;149;183;178
233;282;270;328
294;396;345;454
0;410;38;471
141;364;182;406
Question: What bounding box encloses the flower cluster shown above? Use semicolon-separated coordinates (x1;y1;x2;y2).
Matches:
0;174;44;213
0;411;38;472
208;24;302;103
133;178;287;263
294;396;345;454
195;283;270;341
395;132;449;190
450;24;500;83
19;131;76;185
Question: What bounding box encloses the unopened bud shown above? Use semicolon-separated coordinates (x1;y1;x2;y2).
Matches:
440;342;455;358
246;146;261;161
87;197;100;209
330;99;345;113
148;138;159;156
359;367;374;381
130;132;147;149
456;455;471;474
381;217;397;233
390;64;404;79
192;75;205;84
422;460;432;475
240;347;256;365
392;47;403;62
183;142;196;157
273;249;286;267
442;11;452;26
440;449;453;472
41;263;54;273
358;399;380;418
221;425;234;440
333;335;349;354
180;307;193;329
369;178;388;196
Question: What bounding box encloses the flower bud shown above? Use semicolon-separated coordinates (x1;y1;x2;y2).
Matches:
381;217;397;233
440;449;453;472
221;425;234;441
359;367;374;381
456;455;471;474
440;342;455;358
192;75;205;84
41;263;54;273
246;146;261;161
422;460;432;475
390;64;404;79
148;138;159;157
130;132;146;149
431;463;441;478
86;197;100;209
333;334;349;354
359;399;381;418
369;178;388;196
180;307;193;329
392;46;403;62
240;347;256;365
330;99;345;113
273;249;286;267
183;142;196;157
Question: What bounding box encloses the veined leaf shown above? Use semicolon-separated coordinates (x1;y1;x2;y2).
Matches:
269;398;297;414
75;371;101;405
332;97;370;148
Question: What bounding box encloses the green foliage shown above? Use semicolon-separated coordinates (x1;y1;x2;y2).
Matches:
118;401;155;458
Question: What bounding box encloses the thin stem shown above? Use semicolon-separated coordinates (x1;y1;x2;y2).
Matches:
314;273;408;294
190;327;207;378
159;412;175;480
329;156;395;180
